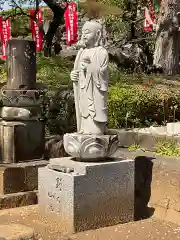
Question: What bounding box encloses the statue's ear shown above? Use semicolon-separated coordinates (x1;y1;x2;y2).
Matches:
95;29;102;46
96;29;101;38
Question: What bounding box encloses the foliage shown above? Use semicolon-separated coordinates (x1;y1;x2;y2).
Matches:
0;53;75;135
36;54;75;135
2;53;180;134
40;62;180;134
156;138;180;157
128;138;180;157
99;0;155;58
0;6;50;39
108;73;180;129
1;8;30;38
44;89;76;135
128;144;140;151
36;54;73;89
0;0;67;57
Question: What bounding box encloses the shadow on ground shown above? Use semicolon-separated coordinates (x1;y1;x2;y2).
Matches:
134;155;155;220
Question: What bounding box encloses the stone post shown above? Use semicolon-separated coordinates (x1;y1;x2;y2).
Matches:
0;39;45;163
6;39;36;90
0;39;48;210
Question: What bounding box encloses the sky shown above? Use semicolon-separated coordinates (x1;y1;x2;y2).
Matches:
3;2;10;10
3;1;46;10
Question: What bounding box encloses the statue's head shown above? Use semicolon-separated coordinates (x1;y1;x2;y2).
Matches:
81;21;103;48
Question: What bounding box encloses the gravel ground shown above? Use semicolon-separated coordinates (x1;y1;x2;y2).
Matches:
0;205;180;240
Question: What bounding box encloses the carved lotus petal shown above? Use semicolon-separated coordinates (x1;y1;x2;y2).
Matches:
80;137;108;159
107;135;119;157
63;133;118;161
63;135;81;158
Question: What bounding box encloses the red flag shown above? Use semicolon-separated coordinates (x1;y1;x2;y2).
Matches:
144;7;154;31
29;9;43;51
0;17;11;59
64;2;78;45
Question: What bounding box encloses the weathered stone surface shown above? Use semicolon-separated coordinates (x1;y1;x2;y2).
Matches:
63;133;118;160
0;161;48;194
0;191;37;210
70;21;108;135
110;128;180;151
109;129;139;148
44;135;68;159
114;148;180;221
0;223;35;240
6;39;36;90
167;122;180;135
38;157;134;233
0;121;45;163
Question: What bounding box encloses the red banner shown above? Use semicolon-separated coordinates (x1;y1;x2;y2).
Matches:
144;7;154;31
64;2;78;45
0;17;11;59
29;9;43;51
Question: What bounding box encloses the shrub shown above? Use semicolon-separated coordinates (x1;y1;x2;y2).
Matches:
108;76;180;129
44;89;76;136
2;53;180;134
36;54;73;89
36;57;180;133
36;55;75;135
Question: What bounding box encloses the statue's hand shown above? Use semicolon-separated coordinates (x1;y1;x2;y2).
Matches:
70;70;79;82
80;62;88;71
80;58;91;71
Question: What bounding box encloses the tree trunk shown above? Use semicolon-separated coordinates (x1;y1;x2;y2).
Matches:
153;0;180;75
43;0;66;57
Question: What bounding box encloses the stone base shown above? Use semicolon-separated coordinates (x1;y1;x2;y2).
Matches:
0;160;48;195
0;161;48;210
0;120;45;163
0;191;37;210
38;157;134;233
63;133;118;160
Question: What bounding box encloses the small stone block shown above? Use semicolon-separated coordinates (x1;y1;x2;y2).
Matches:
0;121;44;163
0;224;35;240
38;157;134;233
0;191;37;210
0;161;48;194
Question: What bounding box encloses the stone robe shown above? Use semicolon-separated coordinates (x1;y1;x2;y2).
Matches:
74;46;109;127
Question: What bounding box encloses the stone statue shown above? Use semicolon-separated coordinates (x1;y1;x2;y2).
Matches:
64;21;118;160
70;20;109;135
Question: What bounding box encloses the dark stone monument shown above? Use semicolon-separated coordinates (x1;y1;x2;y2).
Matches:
0;39;45;163
0;39;48;209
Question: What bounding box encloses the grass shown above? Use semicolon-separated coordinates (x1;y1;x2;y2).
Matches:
128;144;140;151
156;138;180;157
128;138;180;158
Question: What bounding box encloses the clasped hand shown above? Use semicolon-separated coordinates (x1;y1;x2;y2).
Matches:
70;57;91;82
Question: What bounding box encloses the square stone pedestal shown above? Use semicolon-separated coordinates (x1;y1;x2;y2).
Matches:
0;160;48;209
0;120;45;163
38;157;134;233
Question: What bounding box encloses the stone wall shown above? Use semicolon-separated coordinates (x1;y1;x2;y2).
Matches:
115;148;180;225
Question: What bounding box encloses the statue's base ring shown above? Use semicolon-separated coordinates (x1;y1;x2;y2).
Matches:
63;133;118;161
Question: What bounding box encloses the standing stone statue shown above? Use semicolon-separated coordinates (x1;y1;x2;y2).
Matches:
70;21;109;135
64;21;118;160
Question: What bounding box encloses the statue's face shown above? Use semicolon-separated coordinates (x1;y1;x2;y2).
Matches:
81;25;99;47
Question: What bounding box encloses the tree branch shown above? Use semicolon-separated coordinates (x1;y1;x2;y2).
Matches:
5;0;44;34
